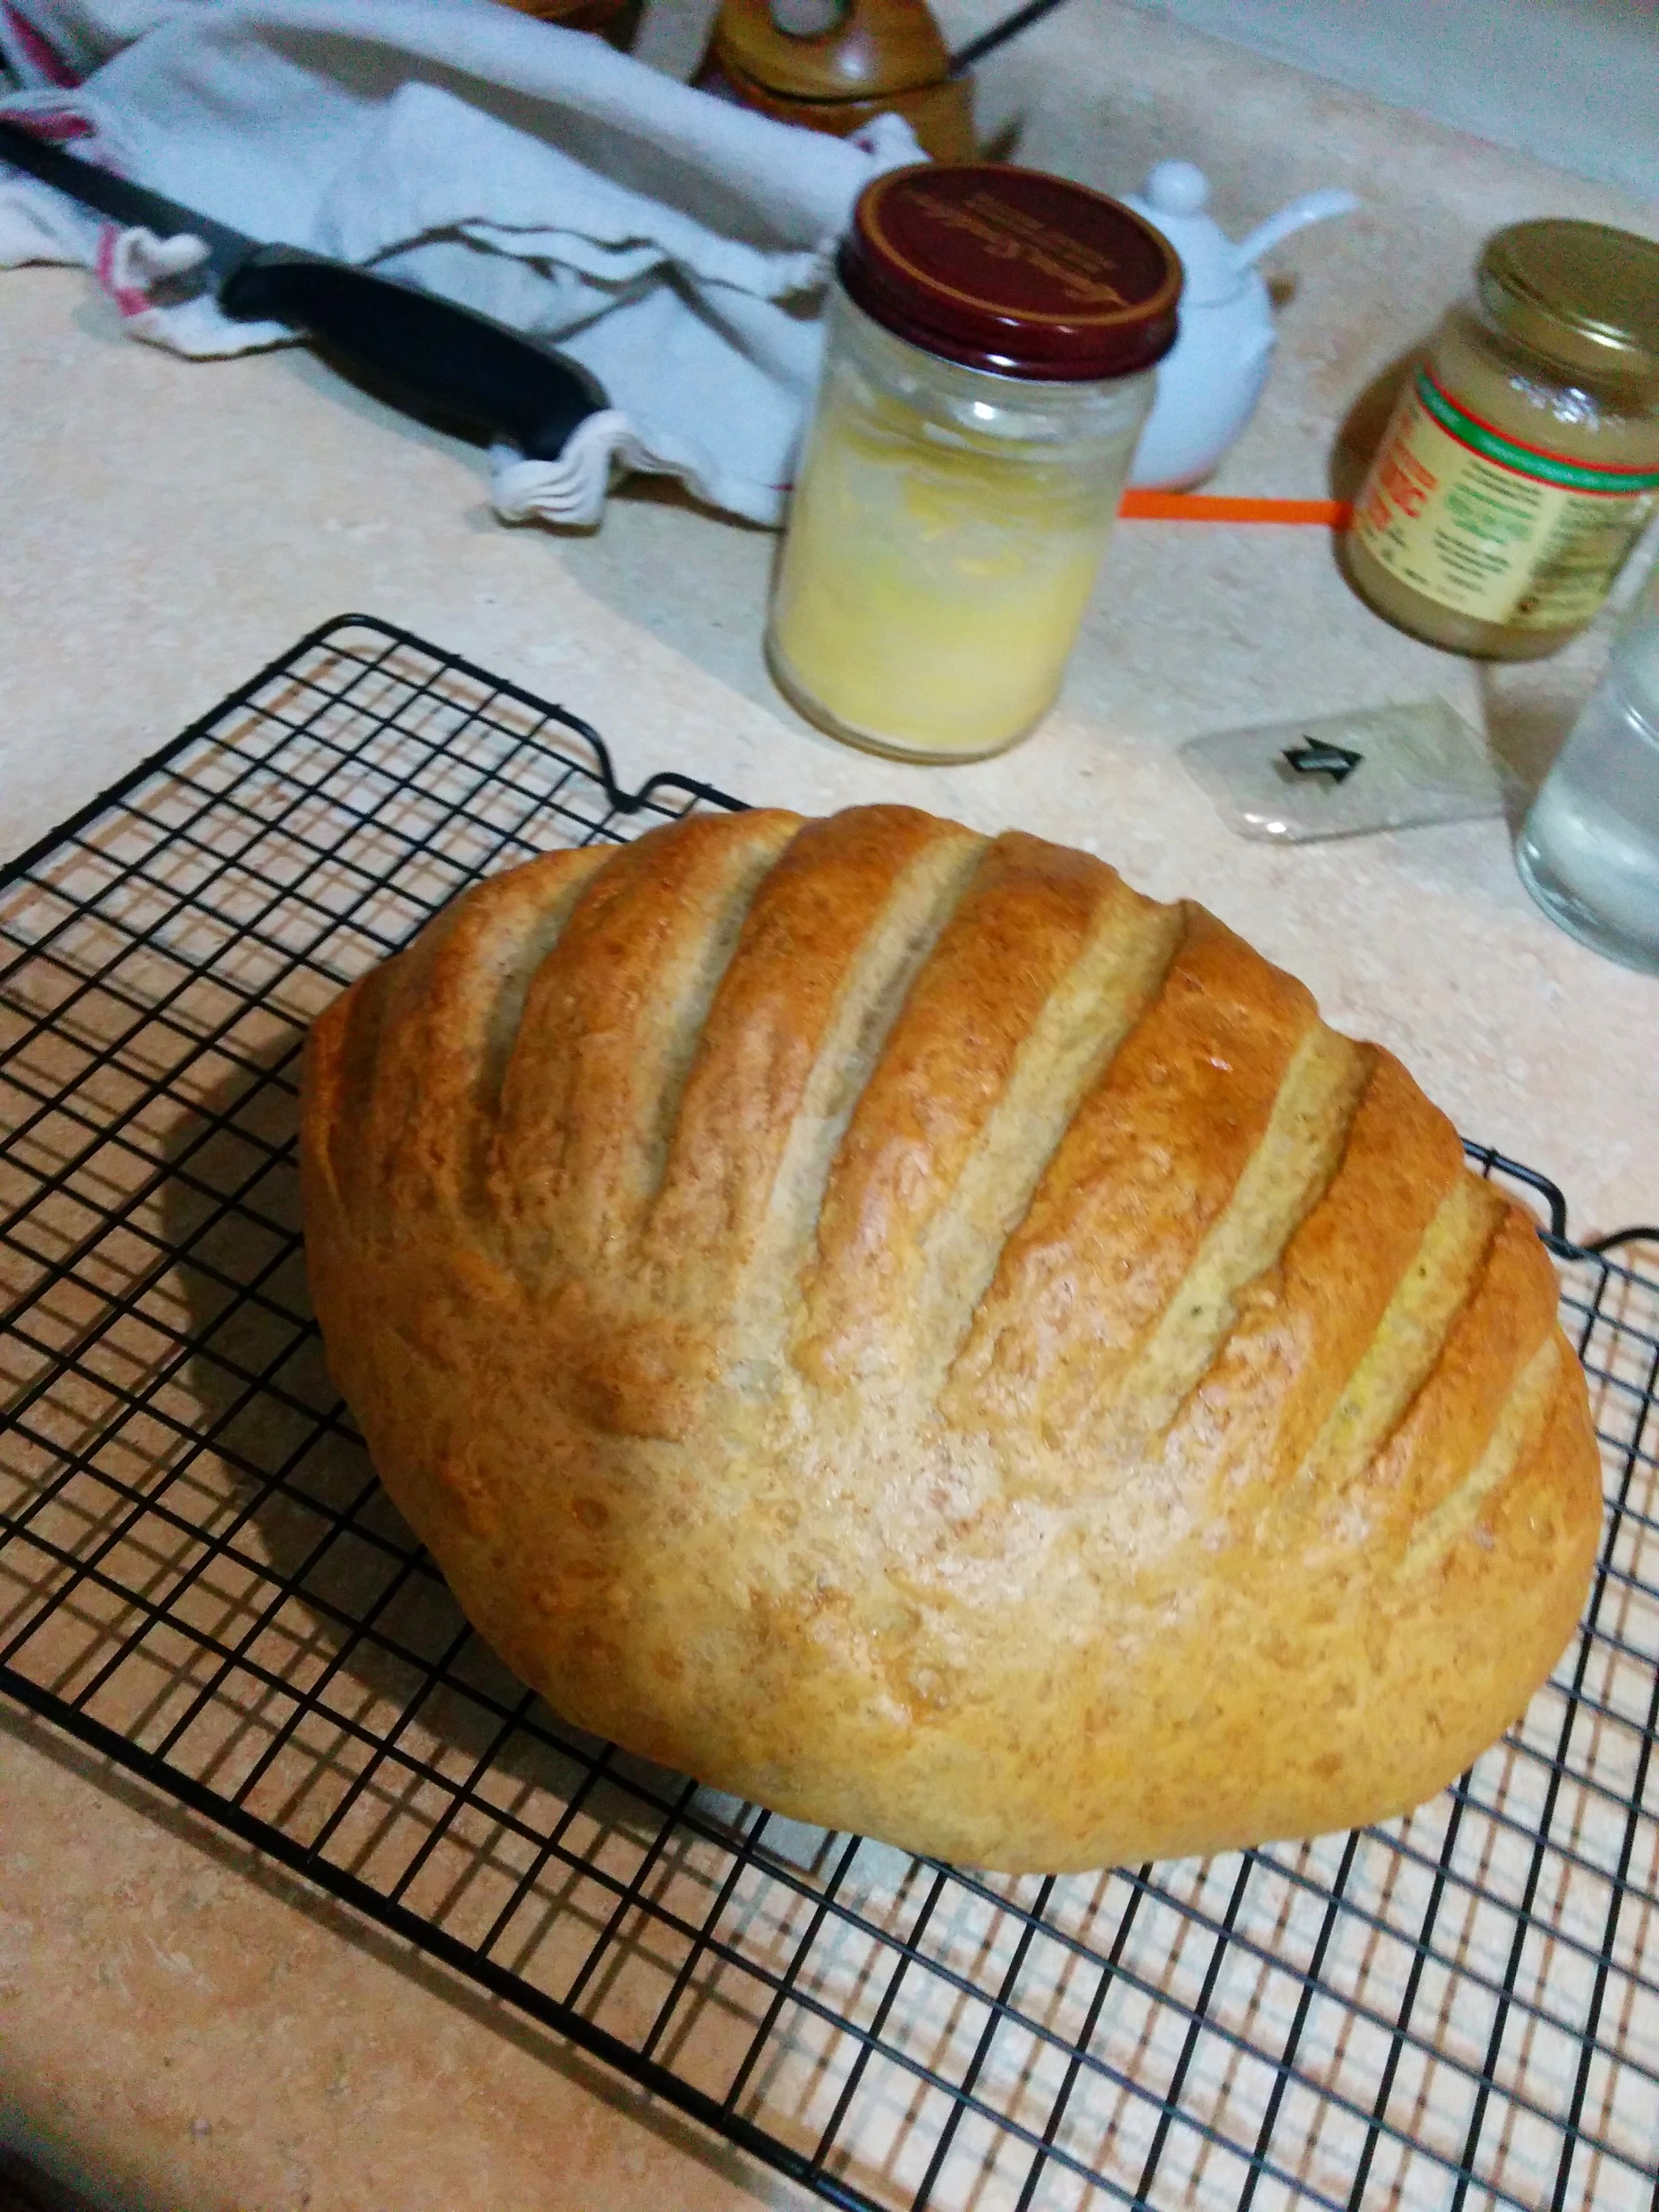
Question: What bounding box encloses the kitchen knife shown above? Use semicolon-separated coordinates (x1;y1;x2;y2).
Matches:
0;115;607;460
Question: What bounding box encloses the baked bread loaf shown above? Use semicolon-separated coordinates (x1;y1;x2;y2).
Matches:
300;804;1601;1870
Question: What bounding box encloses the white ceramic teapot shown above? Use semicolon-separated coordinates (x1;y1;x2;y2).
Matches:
1125;160;1358;490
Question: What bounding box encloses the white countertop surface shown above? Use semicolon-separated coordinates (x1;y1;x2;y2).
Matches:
1;5;1656;2207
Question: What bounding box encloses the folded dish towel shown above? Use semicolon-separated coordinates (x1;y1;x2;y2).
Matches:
0;0;920;525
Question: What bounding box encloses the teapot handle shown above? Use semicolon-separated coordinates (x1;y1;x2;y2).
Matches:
1231;188;1359;274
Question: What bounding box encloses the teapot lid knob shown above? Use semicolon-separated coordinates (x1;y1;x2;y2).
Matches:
1129;159;1246;307
1143;160;1210;218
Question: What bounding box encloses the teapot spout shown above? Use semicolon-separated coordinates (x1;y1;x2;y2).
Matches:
1231;188;1359;274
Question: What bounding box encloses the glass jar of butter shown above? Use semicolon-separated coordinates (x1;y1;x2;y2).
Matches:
766;163;1181;760
1348;220;1659;659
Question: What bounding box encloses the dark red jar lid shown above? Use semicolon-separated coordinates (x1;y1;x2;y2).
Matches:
838;162;1182;381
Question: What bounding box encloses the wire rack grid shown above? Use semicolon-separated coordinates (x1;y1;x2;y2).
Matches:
1;614;1655;2212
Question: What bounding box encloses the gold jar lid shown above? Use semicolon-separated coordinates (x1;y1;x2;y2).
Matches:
1479;219;1659;384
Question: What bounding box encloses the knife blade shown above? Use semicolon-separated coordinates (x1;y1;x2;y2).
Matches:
0;115;607;462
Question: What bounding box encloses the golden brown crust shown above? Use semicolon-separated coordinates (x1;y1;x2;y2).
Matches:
298;804;1603;1870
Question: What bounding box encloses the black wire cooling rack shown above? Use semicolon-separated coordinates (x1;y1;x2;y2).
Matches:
1;614;1655;2212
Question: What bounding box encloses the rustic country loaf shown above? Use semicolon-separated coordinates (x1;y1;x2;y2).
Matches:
299;804;1601;1871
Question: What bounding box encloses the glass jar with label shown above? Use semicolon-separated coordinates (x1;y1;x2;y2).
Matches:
1347;220;1659;659
766;164;1181;761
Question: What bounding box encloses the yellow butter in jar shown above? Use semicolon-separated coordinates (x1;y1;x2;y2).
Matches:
1349;220;1659;659
768;165;1181;762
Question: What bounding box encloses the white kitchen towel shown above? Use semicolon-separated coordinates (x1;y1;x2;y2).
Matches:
0;0;921;524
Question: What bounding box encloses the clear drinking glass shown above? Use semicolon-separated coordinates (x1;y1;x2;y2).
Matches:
1515;596;1659;972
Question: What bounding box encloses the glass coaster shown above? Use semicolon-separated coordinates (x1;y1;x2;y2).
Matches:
1179;698;1511;843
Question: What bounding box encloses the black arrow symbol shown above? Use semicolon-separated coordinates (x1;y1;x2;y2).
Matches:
1282;739;1363;783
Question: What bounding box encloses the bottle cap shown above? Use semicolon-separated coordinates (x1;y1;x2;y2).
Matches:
839;162;1182;380
1480;220;1659;385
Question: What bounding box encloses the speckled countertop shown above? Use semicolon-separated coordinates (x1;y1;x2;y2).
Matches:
1;5;1656;2207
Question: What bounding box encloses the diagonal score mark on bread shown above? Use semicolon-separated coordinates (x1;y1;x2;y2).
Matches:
308;844;612;1244
643;808;987;1361
298;803;1604;1870
1291;1172;1502;1512
1341;1206;1565;1563
796;832;1183;1399
1154;1050;1479;1525
1401;1332;1563;1578
941;907;1347;1468
490;813;802;1280
1088;1021;1370;1457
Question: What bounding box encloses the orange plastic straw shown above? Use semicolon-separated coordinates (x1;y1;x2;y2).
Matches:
1119;491;1353;525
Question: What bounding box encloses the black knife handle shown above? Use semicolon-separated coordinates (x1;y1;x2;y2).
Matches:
221;247;607;462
